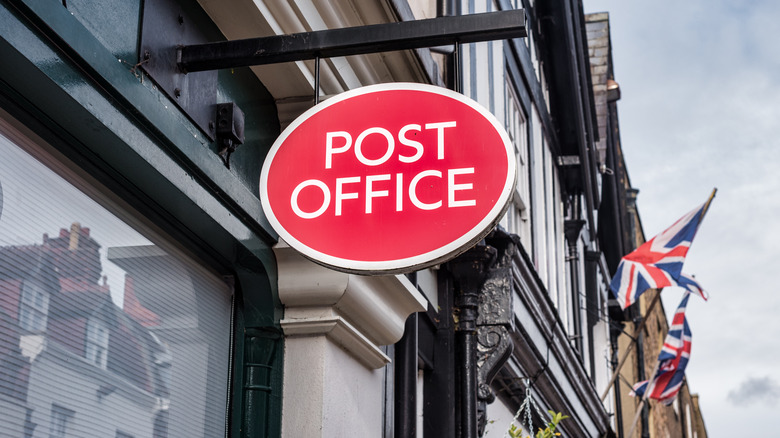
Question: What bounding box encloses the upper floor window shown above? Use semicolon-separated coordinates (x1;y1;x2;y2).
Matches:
19;280;49;333
501;78;531;245
85;317;109;369
49;404;74;438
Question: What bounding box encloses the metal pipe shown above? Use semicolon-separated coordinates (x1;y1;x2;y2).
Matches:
564;214;585;356
457;287;479;438
394;313;418;438
449;246;495;438
610;333;625;438
454;43;461;94
314;56;320;105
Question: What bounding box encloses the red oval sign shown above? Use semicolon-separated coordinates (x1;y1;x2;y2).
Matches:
260;83;516;274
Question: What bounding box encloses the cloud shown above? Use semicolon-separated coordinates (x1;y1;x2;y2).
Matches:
582;1;780;436
727;376;780;406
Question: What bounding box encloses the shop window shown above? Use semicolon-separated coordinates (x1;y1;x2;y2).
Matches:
0;118;232;437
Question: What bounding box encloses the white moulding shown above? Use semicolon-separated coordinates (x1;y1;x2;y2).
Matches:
275;240;427;369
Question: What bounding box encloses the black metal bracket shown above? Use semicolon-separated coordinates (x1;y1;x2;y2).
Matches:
140;3;526;166
140;0;217;140
177;9;527;72
215;103;245;169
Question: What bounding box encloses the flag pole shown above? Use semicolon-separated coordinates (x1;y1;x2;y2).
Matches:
626;398;646;438
600;188;716;403
626;360;662;437
700;188;717;219
600;290;661;401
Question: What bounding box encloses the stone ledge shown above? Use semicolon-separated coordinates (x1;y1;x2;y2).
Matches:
281;314;390;369
274;241;427;369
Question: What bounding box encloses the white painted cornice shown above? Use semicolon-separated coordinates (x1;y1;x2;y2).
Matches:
274;241;427;369
197;0;432;127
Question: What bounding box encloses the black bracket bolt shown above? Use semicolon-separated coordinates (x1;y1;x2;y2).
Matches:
215;102;245;169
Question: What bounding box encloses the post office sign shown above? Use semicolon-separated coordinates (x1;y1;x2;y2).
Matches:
260;83;516;274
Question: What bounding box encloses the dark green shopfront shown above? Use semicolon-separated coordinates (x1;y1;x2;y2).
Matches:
0;0;285;436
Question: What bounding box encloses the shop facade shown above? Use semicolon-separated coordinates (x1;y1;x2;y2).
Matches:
0;0;639;437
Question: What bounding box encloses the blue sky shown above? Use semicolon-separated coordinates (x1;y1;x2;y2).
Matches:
584;1;780;436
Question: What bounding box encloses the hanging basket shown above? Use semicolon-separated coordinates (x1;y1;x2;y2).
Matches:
505;380;569;438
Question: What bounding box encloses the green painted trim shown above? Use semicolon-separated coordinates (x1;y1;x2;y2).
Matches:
7;0;278;243
0;1;284;436
231;269;283;438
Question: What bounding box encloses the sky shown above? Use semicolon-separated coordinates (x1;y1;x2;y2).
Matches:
583;1;780;436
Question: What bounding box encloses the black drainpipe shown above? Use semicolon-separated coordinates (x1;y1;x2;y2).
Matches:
448;245;496;438
609;323;625;438
394;313;419;437
564;214;585;356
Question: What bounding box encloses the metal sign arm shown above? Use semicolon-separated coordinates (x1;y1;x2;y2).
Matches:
178;10;527;73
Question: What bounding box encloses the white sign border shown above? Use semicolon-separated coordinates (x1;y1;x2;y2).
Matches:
260;82;517;275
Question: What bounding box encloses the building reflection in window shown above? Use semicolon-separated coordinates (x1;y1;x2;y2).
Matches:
0;125;232;437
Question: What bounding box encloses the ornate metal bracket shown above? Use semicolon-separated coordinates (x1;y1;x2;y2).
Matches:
476;229;520;436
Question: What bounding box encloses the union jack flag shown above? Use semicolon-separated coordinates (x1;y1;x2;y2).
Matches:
631;292;692;405
610;201;709;309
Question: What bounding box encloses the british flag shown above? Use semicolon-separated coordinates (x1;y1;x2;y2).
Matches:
610;201;709;309
631;292;692;405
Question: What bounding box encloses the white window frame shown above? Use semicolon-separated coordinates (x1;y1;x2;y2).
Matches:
19;279;49;333
501;78;531;245
49;404;74;438
85;316;110;369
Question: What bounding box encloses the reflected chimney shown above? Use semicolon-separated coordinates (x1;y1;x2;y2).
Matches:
69;222;81;250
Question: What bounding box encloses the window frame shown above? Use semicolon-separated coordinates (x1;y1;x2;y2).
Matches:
18;279;50;333
48;404;75;438
84;316;110;369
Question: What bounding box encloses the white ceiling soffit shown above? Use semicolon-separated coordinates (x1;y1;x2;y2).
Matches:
196;0;429;103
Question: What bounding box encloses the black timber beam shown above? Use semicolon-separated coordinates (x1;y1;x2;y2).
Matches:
536;0;598;240
179;10;527;72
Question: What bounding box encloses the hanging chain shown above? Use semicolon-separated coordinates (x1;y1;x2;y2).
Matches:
524;383;534;435
504;379;552;438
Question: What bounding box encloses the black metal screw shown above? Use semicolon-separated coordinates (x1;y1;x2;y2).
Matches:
174;88;181;98
178;15;184;25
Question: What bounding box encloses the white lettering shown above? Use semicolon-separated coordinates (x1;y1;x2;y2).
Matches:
325;131;352;169
448;168;476;207
366;174;391;214
335;177;361;216
291;179;331;219
355;127;394;166
398;124;424;163
425;121;457;159
409;170;442;210
396;173;404;211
